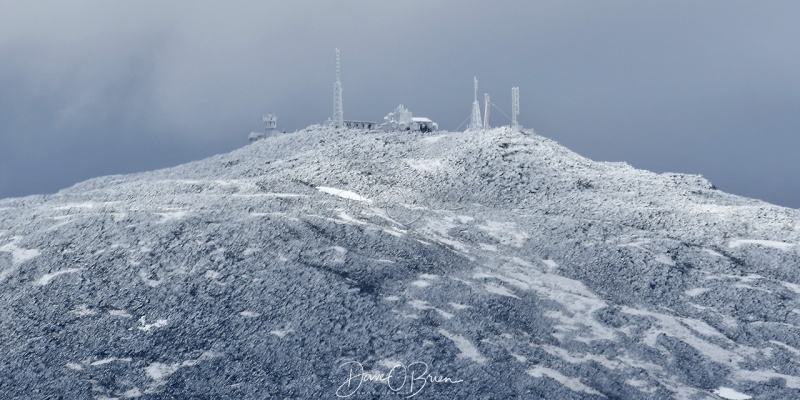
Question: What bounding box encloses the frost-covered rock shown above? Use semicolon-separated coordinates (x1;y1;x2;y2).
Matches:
0;126;797;399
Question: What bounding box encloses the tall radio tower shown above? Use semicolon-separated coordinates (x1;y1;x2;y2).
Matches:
469;77;483;131
511;86;520;129
333;49;344;129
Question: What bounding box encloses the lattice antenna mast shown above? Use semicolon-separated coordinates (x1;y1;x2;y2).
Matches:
483;93;490;130
511;86;520;128
469;76;483;130
333;49;344;128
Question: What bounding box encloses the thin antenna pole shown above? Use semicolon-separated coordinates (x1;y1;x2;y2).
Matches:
511;86;519;128
484;93;490;130
333;49;344;128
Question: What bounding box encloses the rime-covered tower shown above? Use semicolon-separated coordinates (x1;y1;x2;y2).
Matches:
511;86;520;129
469;77;483;131
333;49;344;129
483;93;490;130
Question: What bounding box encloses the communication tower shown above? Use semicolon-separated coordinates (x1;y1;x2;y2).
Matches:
511;87;520;129
483;93;490;130
333;49;344;128
469;77;483;130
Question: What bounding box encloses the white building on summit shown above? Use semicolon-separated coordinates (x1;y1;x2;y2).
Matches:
379;105;437;132
248;113;279;142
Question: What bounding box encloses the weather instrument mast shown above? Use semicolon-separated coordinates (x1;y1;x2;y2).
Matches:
333;49;344;129
511;86;520;129
483;93;490;130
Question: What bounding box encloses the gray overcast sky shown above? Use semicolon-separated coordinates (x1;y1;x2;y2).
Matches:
1;1;799;208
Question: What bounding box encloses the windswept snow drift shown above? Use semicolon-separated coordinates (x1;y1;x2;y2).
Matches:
0;125;798;399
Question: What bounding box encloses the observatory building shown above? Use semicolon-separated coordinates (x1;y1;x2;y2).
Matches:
248;113;279;142
379;105;438;132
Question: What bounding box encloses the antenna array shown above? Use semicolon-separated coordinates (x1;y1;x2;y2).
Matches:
333;49;344;128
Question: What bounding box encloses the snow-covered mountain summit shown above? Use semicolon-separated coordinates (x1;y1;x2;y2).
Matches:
1;126;798;399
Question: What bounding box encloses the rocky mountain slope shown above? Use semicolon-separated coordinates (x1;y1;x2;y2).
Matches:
1;126;798;399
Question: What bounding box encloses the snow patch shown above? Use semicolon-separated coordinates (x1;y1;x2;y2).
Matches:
146;362;181;382
728;239;795;251
621;306;755;366
0;237;41;266
476;221;529;247
712;387;752;399
52;202;95;210
91;357;132;366
419;133;449;143
138;270;163;287
618;238;651;250
337;212;367;225
378;359;404;370
484;283;520;299
732;369;800;389
679;317;727;339
35;268;83;286
330;246;347;254
155;210;189;224
527;367;606;397
46;215;78;231
408;299;453;319
66;362;84;371
769;340;800;357
138;317;168;332
144;351;220;390
539;344;619;370
625;379;656;393
242;247;261;256
122;388;142;398
405;158;443;172
204;270;222;280
269;328;294;338
392;310;420;319
654;254;675;266
477;266;615;343
109;309;133;318
781;281;800;294
702;248;724;258
316;187;372;203
685;288;711;297
437;329;487;364
541;259;559;270
448;302;471;310
72;305;97;316
240;311;261;318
